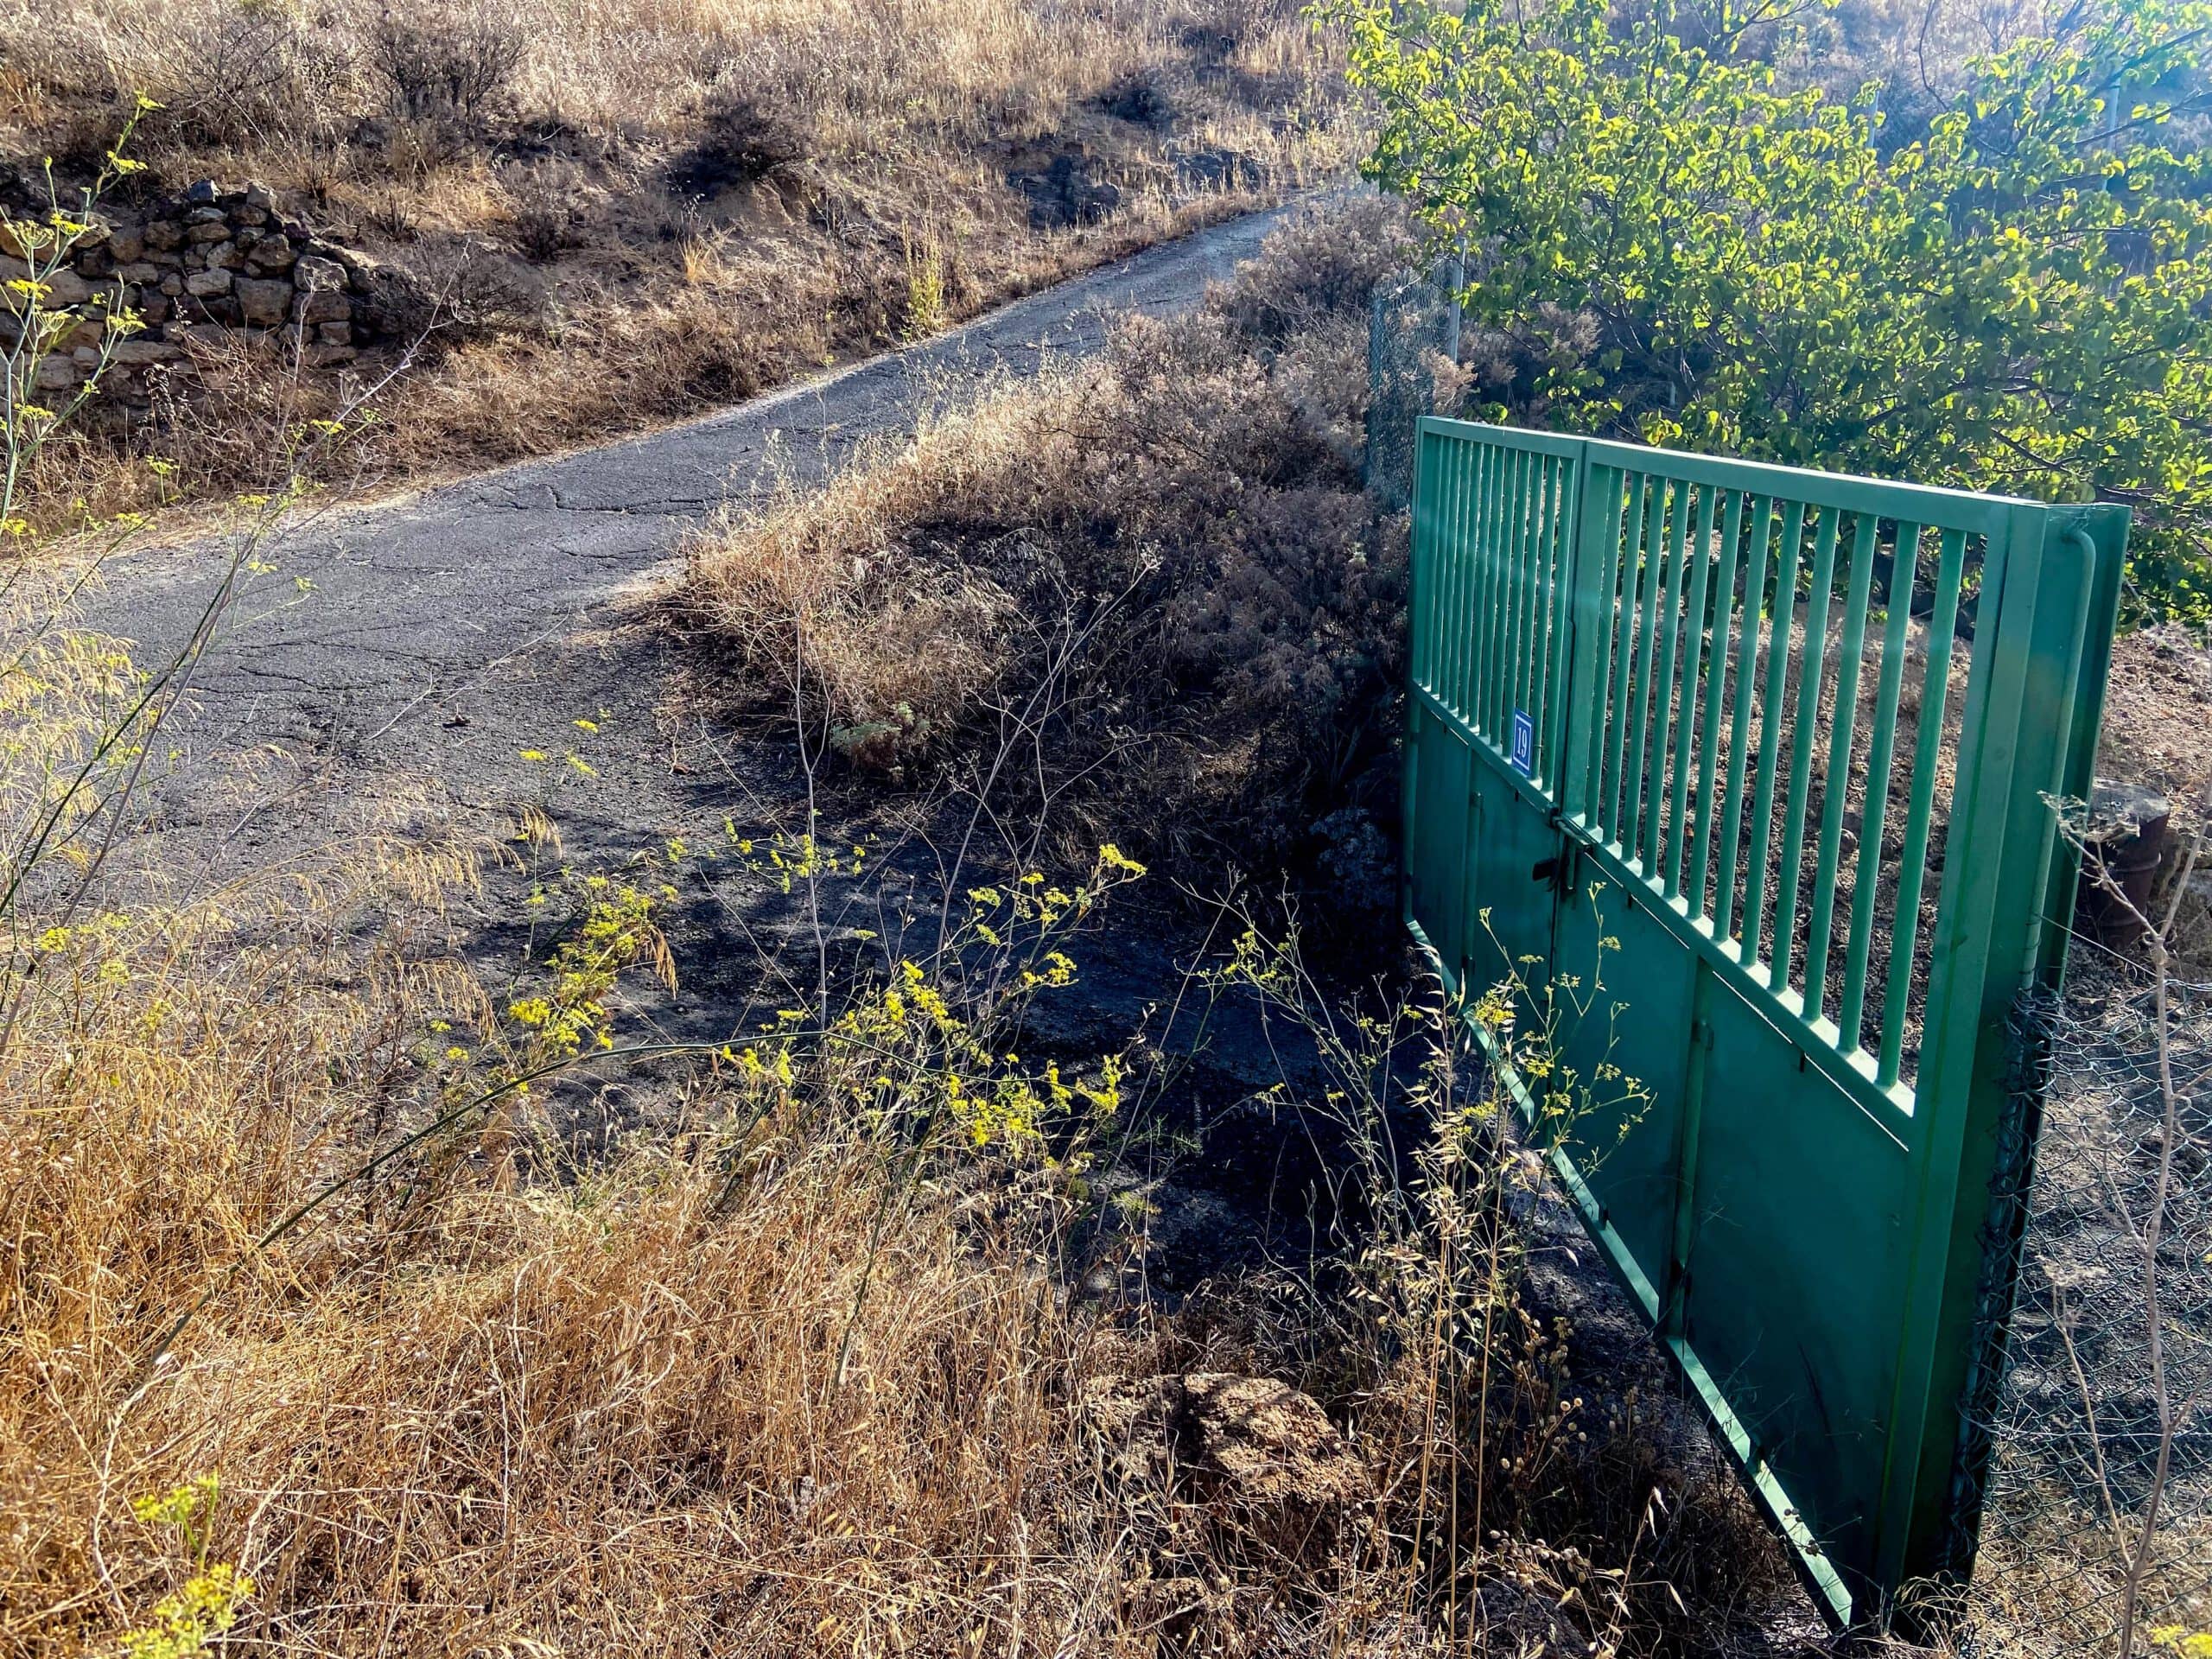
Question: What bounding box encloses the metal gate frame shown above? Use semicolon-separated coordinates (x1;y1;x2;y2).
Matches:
1399;418;2128;1625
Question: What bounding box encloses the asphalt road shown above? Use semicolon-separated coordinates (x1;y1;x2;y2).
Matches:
89;204;1297;881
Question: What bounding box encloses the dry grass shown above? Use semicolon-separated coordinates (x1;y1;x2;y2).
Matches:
683;198;1416;907
0;0;1355;518
0;511;1796;1657
0;818;1794;1656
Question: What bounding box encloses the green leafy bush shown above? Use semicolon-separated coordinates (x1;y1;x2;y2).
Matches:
1325;0;2212;618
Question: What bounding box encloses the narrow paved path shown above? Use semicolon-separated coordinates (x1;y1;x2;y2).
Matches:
91;206;1294;879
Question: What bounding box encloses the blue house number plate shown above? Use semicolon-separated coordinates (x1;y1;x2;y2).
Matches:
1509;709;1535;777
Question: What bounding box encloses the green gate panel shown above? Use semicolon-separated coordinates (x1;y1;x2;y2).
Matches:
1400;419;2127;1626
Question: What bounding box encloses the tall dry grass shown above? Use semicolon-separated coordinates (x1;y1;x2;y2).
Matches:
0;0;1354;519
683;197;1417;904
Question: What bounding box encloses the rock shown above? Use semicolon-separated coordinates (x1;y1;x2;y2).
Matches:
293;287;349;324
159;274;183;296
294;254;346;292
315;319;352;345
1082;1373;1367;1560
245;241;296;276
181;180;219;205
110;339;186;365
117;261;162;284
38;268;93;306
299;342;358;369
235;277;293;327
243;180;274;210
187;221;232;244
203;240;245;271
143;220;184;253
184;268;232;298
33;357;77;390
108;225;145;264
186;204;228;226
232;206;269;227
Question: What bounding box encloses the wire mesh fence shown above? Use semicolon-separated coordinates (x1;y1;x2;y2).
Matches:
1366;266;1458;511
1967;960;2212;1655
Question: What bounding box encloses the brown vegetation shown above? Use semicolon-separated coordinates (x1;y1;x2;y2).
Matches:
683;197;1415;911
0;0;1355;518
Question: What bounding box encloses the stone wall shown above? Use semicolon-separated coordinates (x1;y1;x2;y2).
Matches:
3;180;412;405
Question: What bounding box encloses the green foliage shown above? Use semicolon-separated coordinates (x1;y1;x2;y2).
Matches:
1325;0;2212;618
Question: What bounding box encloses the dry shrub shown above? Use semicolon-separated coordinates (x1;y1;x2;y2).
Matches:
685;200;1411;905
366;12;524;130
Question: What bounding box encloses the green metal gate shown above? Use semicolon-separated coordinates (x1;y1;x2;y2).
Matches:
1400;419;2128;1624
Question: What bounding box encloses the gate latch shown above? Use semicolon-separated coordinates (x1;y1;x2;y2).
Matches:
1531;851;1573;896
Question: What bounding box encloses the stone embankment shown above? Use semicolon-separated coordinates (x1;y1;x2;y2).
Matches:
4;179;415;404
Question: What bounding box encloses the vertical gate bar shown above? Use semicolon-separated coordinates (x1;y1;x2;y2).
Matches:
1666;483;1719;901
1502;447;1536;741
1713;495;1774;942
1872;503;2078;1591
1431;435;1457;704
1570;464;1627;825
1495;444;1527;735
2018;529;2100;980
1647;477;1694;881
1530;454;1560;786
1493;445;1527;737
1402;424;1432;929
1409;428;1431;694
1427;435;1452;706
1806;513;1880;1024
1878;526;1968;1090
2029;512;2128;983
1623;476;1670;864
1773;505;1842;993
1514;448;1544;736
1744;499;1808;970
1471;442;1503;734
1522;450;1554;743
1840;522;1923;1056
1690;488;1747;923
1557;455;1592;791
1602;474;1649;843
1474;441;1504;731
1441;438;1470;720
1449;438;1480;721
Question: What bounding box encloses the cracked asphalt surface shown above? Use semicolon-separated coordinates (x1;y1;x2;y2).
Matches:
91;206;1294;891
